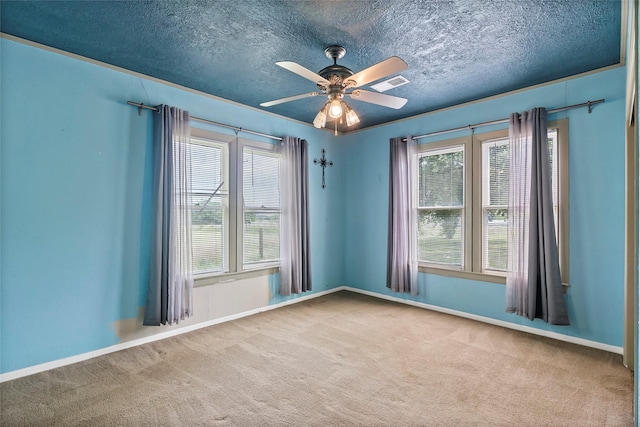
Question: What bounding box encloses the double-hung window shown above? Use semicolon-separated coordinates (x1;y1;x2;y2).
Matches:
417;145;466;267
242;147;280;269
189;128;281;279
416;120;568;284
481;136;509;273
191;136;229;274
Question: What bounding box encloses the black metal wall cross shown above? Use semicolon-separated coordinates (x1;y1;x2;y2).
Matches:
313;149;333;189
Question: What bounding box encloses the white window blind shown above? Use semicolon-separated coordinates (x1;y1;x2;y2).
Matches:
190;139;228;274
481;130;559;273
242;147;280;268
417;145;465;266
482;137;509;272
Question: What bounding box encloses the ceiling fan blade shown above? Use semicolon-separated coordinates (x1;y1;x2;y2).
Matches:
349;89;407;109
276;61;331;86
347;56;408;88
260;92;320;107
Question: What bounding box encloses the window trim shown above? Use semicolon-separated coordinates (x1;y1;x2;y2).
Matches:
472;128;508;277
190;127;281;285
189;132;230;275
240;143;281;271
416;142;468;270
416;135;473;276
417;119;569;286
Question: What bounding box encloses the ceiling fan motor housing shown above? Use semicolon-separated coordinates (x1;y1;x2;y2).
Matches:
318;46;355;94
318;64;354;91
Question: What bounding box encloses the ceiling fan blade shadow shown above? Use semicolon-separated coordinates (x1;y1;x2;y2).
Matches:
276;61;330;85
347;56;408;88
260;92;320;107
349;89;407;109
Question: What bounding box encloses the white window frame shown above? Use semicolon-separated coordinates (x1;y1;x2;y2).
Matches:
479;136;510;275
416;144;468;270
417;119;569;285
190;133;230;275
240;143;281;271
190;128;281;285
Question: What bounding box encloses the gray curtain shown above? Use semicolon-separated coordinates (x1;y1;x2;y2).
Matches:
279;136;312;295
506;107;569;325
387;136;418;295
143;105;194;326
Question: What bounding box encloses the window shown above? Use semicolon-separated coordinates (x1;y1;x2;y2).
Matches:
242;147;280;269
417;145;465;267
480;129;561;275
481;137;509;272
191;138;228;274
416;120;568;284
189;128;281;278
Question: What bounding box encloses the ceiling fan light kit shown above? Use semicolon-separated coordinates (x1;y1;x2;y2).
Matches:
345;104;360;127
328;96;344;119
313;104;328;129
261;45;408;132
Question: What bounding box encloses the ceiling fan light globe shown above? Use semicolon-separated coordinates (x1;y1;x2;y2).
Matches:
328;99;343;119
346;109;360;127
313;110;327;128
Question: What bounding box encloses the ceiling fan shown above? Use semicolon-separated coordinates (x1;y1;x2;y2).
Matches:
260;45;408;130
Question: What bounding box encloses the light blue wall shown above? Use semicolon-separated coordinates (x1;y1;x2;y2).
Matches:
0;39;344;374
0;35;628;376
343;66;627;347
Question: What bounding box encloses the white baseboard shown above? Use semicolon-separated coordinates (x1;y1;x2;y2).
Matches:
0;285;621;382
0;287;345;383
344;287;624;355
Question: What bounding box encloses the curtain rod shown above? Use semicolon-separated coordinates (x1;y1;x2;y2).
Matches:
127;101;283;141
404;99;605;142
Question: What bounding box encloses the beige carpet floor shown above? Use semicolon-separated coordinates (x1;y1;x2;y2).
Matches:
0;291;633;426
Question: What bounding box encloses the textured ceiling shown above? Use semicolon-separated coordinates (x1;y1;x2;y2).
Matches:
0;1;623;132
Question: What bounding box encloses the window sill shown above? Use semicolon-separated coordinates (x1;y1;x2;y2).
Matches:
194;266;279;287
418;265;506;285
418;265;571;293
